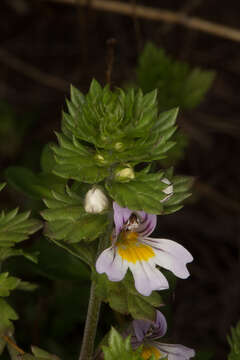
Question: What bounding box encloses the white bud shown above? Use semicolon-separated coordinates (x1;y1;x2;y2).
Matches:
160;178;173;203
115;166;135;182
84;187;109;213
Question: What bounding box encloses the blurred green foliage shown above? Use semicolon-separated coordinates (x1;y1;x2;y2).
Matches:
228;321;240;360
137;43;215;111
136;43;215;167
0;101;38;158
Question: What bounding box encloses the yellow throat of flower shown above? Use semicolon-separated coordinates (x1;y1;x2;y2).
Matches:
141;345;162;359
116;231;154;263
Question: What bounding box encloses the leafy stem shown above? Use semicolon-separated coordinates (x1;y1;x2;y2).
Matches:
78;211;113;360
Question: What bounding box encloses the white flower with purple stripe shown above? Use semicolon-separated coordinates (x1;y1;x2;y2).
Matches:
96;202;193;296
131;310;195;359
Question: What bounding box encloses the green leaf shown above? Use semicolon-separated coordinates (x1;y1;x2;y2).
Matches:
16;281;38;292
57;81;179;177
0;248;38;263
0;208;42;247
52;133;108;183
5;166;66;200
228;321;240;360
50;239;95;268
181;68;216;109
31;346;60;360
0;183;6;192
94;271;163;321
40;143;57;173
106;171;181;214
5;166;40;199
24;237;91;281
0;299;18;335
70;84;85;108
102;327;143;360
42;186;108;243
0;273;20;297
137;42;215;111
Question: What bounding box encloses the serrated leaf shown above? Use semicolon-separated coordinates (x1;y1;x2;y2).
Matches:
0;208;42;247
106;172;172;214
127;293;156;320
137;42;215;111
228;321;240;360
44;214;108;243
31;346;60;360
70;84;85;108
0;248;38;263
58;81;180;173
42;186;108;243
5;166;42;199
5;166;65;200
0;299;18;335
40;143;57;173
21;237;91;281
94;271;163;321
0;273;20;297
102;327;143;360
52;133;109;183
50;238;95;268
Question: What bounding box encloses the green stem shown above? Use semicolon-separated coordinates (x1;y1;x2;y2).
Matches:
78;279;102;360
79;212;113;360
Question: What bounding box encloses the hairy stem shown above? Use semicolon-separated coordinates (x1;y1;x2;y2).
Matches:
79;212;113;360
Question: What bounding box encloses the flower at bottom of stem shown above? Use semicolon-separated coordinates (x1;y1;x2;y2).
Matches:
96;202;193;296
130;311;195;360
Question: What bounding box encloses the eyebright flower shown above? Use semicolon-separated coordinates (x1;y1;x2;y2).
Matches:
96;202;193;296
84;187;109;214
130;310;195;360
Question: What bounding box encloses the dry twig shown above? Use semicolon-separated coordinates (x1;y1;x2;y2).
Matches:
0;48;69;92
46;0;240;43
2;335;25;355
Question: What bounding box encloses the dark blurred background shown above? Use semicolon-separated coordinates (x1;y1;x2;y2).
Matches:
1;1;240;359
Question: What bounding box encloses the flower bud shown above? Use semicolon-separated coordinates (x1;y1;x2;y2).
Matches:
160;178;173;203
84;187;109;213
94;153;108;166
115;165;135;182
114;142;125;152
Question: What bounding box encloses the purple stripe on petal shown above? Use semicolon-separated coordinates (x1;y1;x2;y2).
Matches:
113;202;132;237
137;213;157;237
152;311;167;339
145;238;193;263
